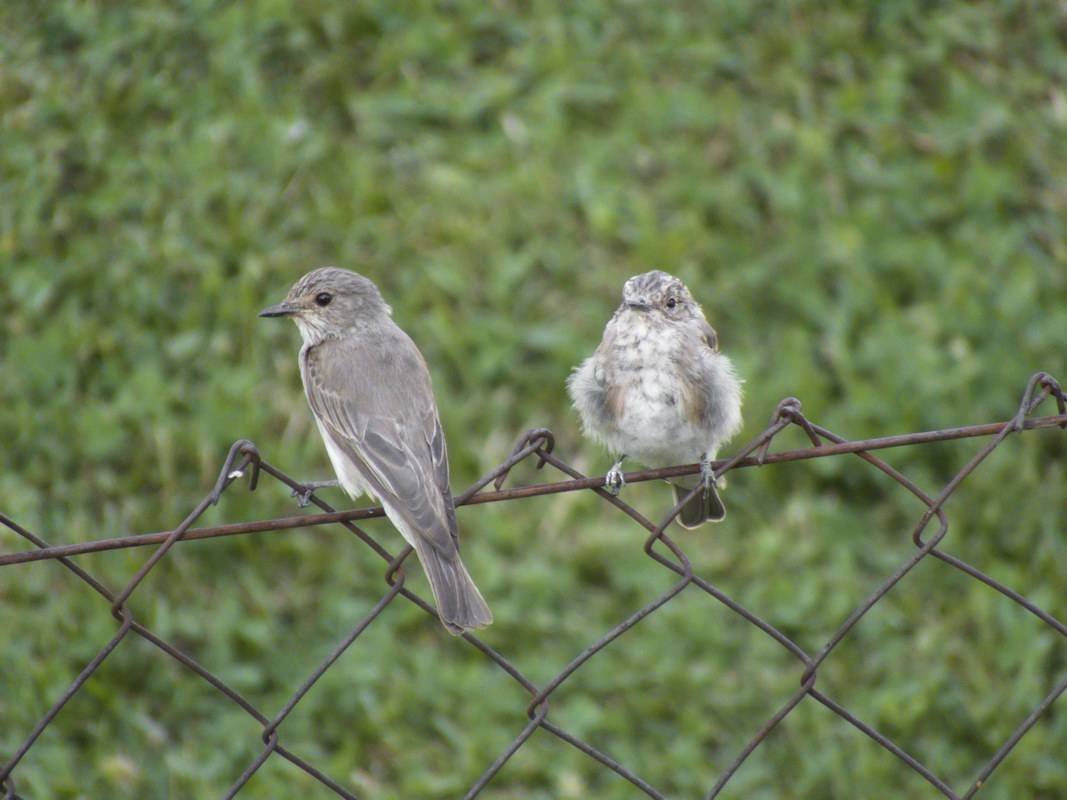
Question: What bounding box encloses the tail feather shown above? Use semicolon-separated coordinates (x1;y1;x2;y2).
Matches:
671;479;726;528
411;539;493;635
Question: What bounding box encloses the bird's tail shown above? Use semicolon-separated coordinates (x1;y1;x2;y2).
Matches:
670;476;727;528
411;539;493;635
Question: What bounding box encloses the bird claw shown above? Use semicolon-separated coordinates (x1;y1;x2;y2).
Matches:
292;487;315;507
699;457;722;492
290;480;341;508
605;462;626;496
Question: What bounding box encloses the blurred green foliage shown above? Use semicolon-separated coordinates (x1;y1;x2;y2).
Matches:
2;0;1066;797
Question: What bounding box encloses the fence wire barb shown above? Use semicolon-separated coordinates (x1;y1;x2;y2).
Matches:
2;371;1066;799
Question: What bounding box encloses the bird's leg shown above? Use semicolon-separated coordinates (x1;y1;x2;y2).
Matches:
699;455;720;494
291;479;341;507
605;455;627;496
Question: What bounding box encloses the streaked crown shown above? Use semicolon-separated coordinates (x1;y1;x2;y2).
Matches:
619;270;699;318
259;267;392;346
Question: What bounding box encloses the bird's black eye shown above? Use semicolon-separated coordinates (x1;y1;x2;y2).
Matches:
315;292;333;307
665;297;677;309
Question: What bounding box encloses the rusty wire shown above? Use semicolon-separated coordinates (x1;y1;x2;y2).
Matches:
1;371;1066;799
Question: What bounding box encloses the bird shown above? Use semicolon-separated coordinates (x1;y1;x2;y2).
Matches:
567;270;743;527
259;267;492;634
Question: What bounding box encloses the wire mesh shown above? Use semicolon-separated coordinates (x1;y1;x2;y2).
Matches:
2;371;1066;800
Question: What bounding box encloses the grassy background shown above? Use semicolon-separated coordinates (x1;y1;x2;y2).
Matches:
2;1;1067;797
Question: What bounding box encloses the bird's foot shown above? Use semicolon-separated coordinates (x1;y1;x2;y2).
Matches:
699;456;723;492
605;457;626;496
291;479;341;507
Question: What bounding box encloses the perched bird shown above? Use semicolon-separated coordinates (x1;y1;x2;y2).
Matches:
567;270;743;527
259;267;492;634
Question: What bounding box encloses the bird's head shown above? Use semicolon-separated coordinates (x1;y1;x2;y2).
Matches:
619;270;699;321
259;267;391;345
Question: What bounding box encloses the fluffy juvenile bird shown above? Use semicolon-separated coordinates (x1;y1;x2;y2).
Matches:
568;270;743;527
260;267;492;634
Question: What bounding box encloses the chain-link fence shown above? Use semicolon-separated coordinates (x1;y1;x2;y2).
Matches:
2;372;1066;800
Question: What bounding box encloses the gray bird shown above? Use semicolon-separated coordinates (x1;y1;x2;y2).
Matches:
567;270;743;527
259;267;492;634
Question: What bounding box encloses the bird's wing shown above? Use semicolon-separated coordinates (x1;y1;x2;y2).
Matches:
301;329;458;557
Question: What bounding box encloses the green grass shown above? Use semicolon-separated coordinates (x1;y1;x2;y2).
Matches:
2;0;1066;797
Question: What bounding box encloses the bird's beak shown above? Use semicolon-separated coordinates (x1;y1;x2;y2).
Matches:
626;301;651;312
258;300;298;318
